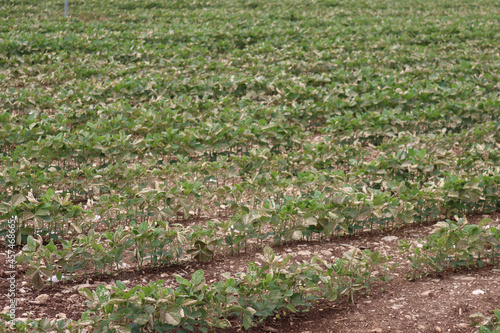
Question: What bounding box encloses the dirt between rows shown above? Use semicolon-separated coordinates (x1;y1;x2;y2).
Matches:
0;212;499;333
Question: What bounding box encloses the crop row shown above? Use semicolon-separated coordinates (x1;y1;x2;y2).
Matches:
1;95;498;165
2;120;498;232
2;0;500;329
5;217;499;332
15;166;499;290
399;217;500;279
6;246;397;332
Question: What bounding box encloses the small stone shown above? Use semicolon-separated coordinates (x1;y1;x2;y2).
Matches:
452;276;475;281
435;326;442;332
47;275;66;283
372;329;383;333
54;293;63;297
297;250;312;256
320;249;332;256
381;236;399;242
472;289;485;295
34;294;50;304
75;284;94;290
421;290;434;297
56;313;67;319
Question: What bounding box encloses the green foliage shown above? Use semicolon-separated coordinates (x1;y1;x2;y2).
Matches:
470;306;500;333
399;217;500;280
1;0;499;329
0;318;79;333
76;247;393;331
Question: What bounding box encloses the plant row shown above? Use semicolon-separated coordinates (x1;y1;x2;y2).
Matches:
399;217;500;279
4;246;396;332
2;121;498;239
6;216;499;331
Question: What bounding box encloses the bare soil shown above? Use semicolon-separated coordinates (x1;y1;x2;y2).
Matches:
1;212;499;333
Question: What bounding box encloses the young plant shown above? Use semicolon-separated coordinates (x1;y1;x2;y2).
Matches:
399;217;499;279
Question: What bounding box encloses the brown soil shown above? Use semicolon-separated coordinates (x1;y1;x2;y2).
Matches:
1;212;499;333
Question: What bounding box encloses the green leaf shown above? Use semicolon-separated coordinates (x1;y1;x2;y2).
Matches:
39;267;52;277
196;247;214;262
281;255;292;267
130;323;141;333
174;274;191;287
95;285;110;304
115;281;126;291
190;270;205;291
243;313;253;330
479;218;493;228
44;188;55;200
32;271;45;290
0;203;10;214
26;235;36;250
164;305;183;326
39;318;51;330
133;313;149;325
263;245;275;262
46;240;57;252
25;267;37;278
35;209;50;216
11;194;26;207
417;148;427;159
